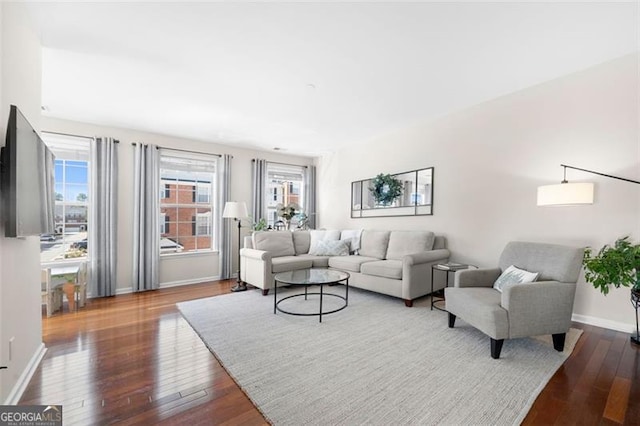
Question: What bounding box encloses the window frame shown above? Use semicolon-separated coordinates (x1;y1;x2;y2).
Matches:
159;152;218;256
40;133;92;268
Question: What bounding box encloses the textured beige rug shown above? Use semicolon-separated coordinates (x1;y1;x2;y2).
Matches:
178;286;581;425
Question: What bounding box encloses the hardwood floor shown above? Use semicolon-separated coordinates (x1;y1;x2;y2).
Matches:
20;280;640;425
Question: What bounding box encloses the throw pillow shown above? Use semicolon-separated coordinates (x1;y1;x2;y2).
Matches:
309;230;341;253
340;229;363;254
493;265;539;293
309;240;350;256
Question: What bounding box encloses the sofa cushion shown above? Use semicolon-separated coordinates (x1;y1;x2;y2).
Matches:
296;254;330;268
360;260;403;280
292;231;311;255
386;231;435;260
340;229;363;253
309;240;350;256
253;231;295;257
309;230;341;253
271;256;313;273
359;230;391;259
329;255;379;272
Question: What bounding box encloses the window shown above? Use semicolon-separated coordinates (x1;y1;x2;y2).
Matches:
265;163;305;227
160;152;217;254
40;133;91;264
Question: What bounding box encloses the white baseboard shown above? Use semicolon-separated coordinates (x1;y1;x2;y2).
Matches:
4;343;47;405
160;276;220;289
572;313;635;334
115;287;133;295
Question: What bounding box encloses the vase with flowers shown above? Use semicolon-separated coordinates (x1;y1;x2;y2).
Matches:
276;202;300;230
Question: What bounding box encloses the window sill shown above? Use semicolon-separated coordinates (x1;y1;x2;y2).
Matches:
160;250;219;259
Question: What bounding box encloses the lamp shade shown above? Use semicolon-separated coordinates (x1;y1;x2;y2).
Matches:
222;201;249;218
537;182;594;206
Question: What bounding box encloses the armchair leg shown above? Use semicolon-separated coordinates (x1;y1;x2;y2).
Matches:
262;289;270;296
448;312;456;328
491;338;504;359
552;333;566;352
404;299;413;307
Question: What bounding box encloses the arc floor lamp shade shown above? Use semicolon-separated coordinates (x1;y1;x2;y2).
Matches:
537;182;594;206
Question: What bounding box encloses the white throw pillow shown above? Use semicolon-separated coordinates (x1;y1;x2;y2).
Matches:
309;240;350;256
340;229;363;254
309;230;341;253
493;265;539;293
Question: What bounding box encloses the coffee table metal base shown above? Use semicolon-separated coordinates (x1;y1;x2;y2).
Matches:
274;281;349;323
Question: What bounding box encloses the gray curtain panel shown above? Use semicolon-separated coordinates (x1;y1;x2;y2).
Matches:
251;158;267;222
132;143;160;292
305;165;317;229
90;137;119;297
218;155;232;279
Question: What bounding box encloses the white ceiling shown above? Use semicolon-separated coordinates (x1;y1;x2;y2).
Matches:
28;1;639;157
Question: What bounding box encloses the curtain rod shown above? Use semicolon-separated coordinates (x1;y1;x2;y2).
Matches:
42;130;105;141
253;159;308;168
131;142;222;158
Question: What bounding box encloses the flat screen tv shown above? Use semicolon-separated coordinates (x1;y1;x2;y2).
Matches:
1;105;55;238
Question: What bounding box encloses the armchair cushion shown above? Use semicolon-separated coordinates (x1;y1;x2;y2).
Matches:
445;287;509;340
492;265;539;292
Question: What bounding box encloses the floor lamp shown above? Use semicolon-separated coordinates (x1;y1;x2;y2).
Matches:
222;201;249;292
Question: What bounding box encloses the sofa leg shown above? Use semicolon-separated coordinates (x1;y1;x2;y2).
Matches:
552;333;566;351
491;338;504;359
262;289;269;296
448;312;456;328
403;299;413;307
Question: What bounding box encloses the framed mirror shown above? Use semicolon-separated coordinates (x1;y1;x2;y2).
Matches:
351;167;434;218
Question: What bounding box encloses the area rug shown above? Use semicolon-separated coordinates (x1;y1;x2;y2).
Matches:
177;287;581;425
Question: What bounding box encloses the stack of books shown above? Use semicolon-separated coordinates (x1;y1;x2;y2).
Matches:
437;262;469;270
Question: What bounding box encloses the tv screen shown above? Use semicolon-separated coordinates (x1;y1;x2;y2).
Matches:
1;105;55;238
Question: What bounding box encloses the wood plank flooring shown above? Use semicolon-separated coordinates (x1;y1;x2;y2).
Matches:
19;280;640;425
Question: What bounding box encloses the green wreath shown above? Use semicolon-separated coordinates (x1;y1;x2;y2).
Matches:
369;173;403;206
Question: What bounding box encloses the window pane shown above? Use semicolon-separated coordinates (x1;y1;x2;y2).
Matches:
65;164;88;184
264;162;305;227
65;184;89;202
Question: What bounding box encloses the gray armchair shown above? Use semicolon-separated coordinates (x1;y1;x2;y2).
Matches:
445;241;584;359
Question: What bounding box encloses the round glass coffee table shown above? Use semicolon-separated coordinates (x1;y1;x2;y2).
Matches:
273;269;350;323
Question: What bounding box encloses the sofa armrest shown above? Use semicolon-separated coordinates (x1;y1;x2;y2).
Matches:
501;280;577;338
400;249;450;300
240;248;272;261
454;268;501;288
403;249;450;266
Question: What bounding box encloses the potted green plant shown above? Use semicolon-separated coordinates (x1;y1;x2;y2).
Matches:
583;236;640;344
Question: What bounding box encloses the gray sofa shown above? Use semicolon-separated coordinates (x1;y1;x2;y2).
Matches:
240;230;450;306
445;241;584;358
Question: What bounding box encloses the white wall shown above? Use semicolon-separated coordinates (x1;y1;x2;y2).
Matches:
0;2;45;402
40;117;313;292
317;53;640;332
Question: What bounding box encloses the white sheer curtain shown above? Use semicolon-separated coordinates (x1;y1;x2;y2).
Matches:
251;158;267;222
218;155;232;279
90;137;119;297
132;143;160;292
304;165;317;229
